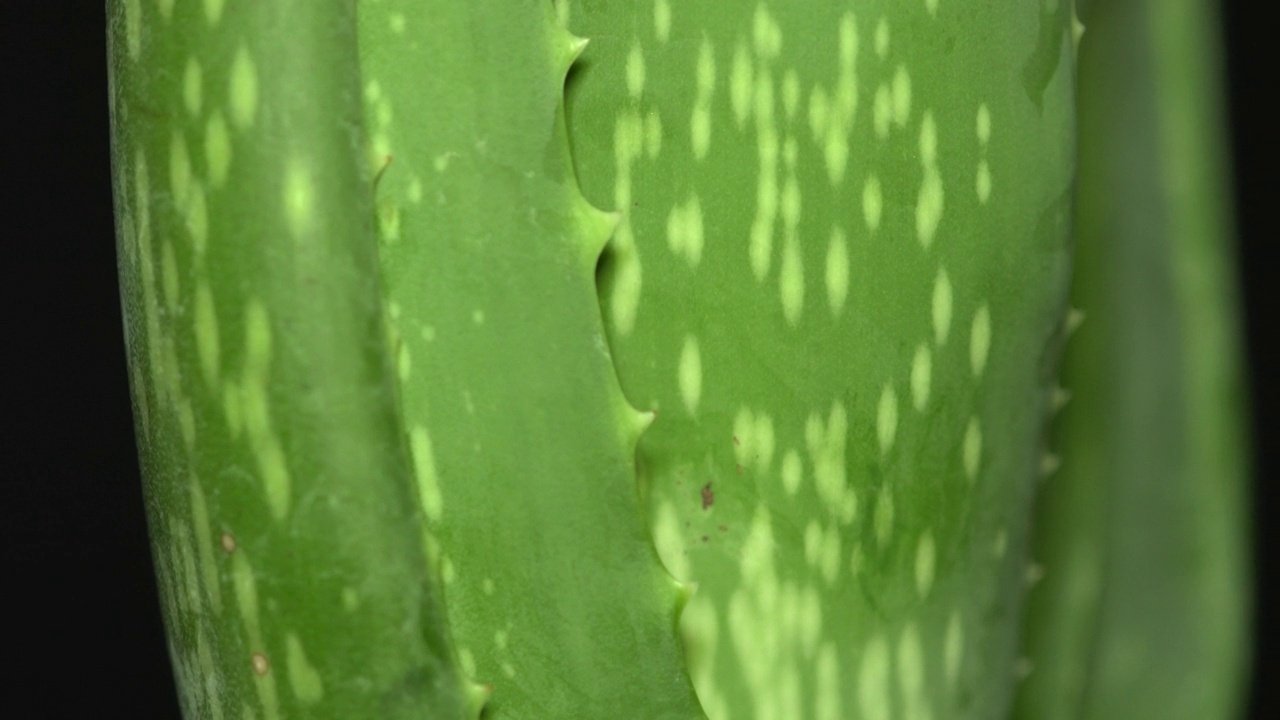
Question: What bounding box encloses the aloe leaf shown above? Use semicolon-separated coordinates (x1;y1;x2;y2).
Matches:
1013;1;1252;717
107;1;469;717
563;1;1076;718
357;0;704;716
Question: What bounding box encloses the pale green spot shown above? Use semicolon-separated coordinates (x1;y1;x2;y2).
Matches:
898;623;926;711
161;241;180;310
223;381;243;439
892;65;911;126
691;38;715;159
170;132;192;206
389;12;406;34
863;174;883;232
932;267;953;345
915;531;936;598
858;635;892;720
229;46;259;129
753;413;776;471
285;634;323;704
781;449;802;496
458;648;476;678
183;58;202;116
730;39;753;127
691;106;712;161
804;520;822;567
410;426;443;521
205;111;231;188
910;344;931;411
678;334;702;416
976;103;992;144
824;127;849;186
342;588;359;611
809;86;830;142
231;552;261;640
825;227;849;315
645;109;663;159
203;0;225;25
816;643;842;720
963;416;982;481
610;230;642;336
626;41;646;98
194;281;220;388
732;406;755;466
407;177;424;203
994;527;1008;558
188;479;221;613
876;383;898;456
186;186;208;255
397;341;411;382
945;611;964;685
284;160;315;241
970;304;992;376
782;70;800;121
245;301;272;376
820;522;841;585
917;168;944;247
874;489;895;548
977;159;993;204
919;111;939;164
654;501;689;579
779;237;804;326
257;437;291;521
124;0;142;59
926;0;940;17
875;18;890;58
654;0;671;43
874;85;892;138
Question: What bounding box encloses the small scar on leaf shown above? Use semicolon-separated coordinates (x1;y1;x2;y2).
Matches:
732;436;740;446
718;524;728;532
701;482;714;510
220;533;236;554
701;535;710;543
736;464;742;474
251;652;270;676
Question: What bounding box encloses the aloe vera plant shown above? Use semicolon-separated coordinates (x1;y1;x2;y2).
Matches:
106;0;1249;718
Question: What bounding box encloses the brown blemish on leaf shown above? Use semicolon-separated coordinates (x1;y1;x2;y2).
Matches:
701;482;714;510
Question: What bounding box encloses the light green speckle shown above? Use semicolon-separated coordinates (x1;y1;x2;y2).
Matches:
898;623;926;710
678;334;702;416
183;58;202;116
626;41;646;98
285;634;323;704
977;160;992;203
654;501;689;579
932;267;953;345
945;611;964;685
977;103;992;144
892;66;911;126
389;12;407;34
816;643;842;720
858;635;892;720
730;39;753;126
970;303;992;376
258;436;291;521
124;0;142;59
863;174;883;232
825;227;849;315
874;84;892;138
654;0;671;43
284;160;315;241
204;112;231;188
194;281;220;388
876;383;898;456
645;109;663;159
875;18;890;58
410;426;443;521
342;588;359;611
169;132;191;206
874;489;895;549
203;0;225;25
781;449;802;496
609;227;642;335
779;236;804;325
186;186;208;255
782;70;800;121
916;166;945;247
691;106;711;161
229;46;259;129
926;0;940;17
161;241;179;310
919;111;939;163
231;552;261;640
910;344;931;410
963;416;982;481
915;531;936;598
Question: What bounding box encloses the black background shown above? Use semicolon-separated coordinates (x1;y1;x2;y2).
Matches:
1;2;1272;717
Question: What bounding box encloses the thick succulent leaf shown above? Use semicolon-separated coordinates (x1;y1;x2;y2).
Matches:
563;1;1075;718
107;1;469;717
358;0;705;717
1014;1;1252;717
